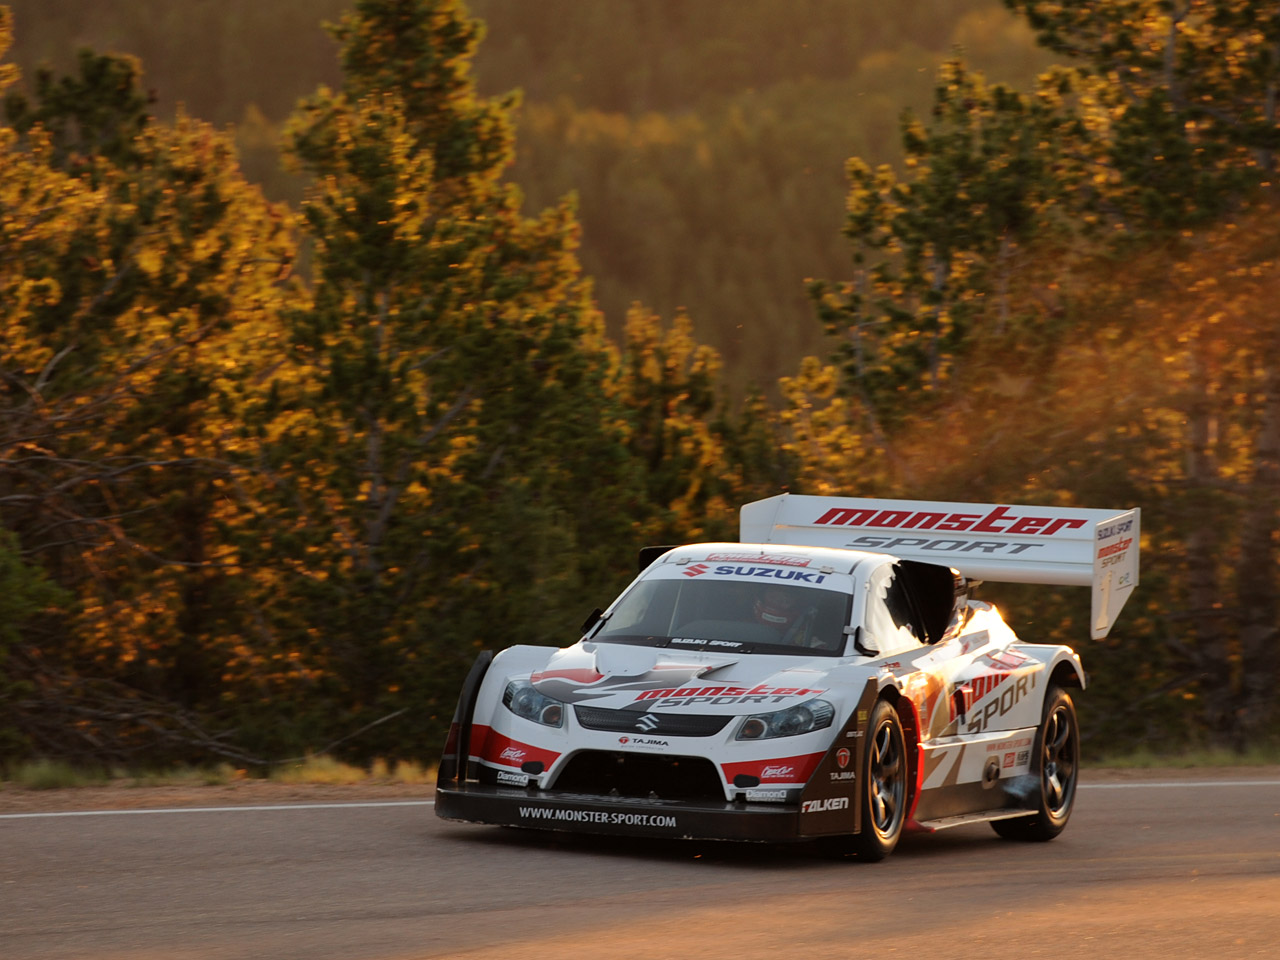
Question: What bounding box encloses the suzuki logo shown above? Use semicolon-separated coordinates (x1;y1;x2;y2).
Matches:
682;564;710;577
635;714;661;732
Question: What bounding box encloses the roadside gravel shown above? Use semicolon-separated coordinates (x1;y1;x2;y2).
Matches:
0;779;436;814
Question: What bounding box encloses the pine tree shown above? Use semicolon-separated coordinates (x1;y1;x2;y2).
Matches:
1;10;297;763
248;0;644;760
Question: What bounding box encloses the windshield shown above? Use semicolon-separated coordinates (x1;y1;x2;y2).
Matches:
592;575;852;656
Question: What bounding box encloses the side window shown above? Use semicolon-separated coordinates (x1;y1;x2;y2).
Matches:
863;564;924;657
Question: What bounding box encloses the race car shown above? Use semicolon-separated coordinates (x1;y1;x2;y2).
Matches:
435;494;1139;860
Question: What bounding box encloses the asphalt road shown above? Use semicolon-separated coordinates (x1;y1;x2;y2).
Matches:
3;775;1279;960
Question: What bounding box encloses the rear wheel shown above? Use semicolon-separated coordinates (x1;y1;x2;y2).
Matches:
992;685;1078;842
849;699;907;861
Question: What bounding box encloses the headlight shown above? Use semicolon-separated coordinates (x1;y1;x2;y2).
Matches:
503;681;565;728
736;698;835;740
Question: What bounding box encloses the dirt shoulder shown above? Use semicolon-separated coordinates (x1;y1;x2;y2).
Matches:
0;779;436;814
2;766;1277;815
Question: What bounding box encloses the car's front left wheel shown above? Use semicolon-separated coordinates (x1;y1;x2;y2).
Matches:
847;698;908;861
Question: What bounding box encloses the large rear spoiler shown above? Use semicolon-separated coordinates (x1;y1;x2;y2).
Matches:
740;494;1139;640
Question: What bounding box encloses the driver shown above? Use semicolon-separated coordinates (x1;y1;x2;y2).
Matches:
753;585;801;640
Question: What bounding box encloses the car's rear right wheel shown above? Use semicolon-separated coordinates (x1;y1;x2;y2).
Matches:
992;685;1078;842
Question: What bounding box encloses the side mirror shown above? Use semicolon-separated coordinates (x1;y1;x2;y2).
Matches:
846;625;876;658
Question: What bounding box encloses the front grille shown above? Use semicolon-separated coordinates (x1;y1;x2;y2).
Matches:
549;750;724;801
574;706;733;737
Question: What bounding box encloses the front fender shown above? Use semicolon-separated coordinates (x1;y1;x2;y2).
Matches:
437;651;493;784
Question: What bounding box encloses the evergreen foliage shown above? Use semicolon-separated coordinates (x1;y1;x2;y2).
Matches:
1;0;1278;764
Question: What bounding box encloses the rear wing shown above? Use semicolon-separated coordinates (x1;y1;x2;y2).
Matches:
740;494;1139;640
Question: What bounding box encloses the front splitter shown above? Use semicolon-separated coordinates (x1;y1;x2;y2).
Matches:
436;782;810;842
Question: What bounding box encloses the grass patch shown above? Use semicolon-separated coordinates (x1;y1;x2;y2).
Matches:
121;764;239;788
1;756;438;789
390;759;434;784
1094;743;1280;769
10;760;110;790
270;756;436;785
269;756;373;785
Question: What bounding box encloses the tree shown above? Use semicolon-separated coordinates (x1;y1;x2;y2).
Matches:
3;46;151;174
244;0;645;760
811;60;1081;429
1006;0;1280;229
1;9;298;763
615;305;791;543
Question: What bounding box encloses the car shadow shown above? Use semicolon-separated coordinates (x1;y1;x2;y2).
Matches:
434;820;1001;869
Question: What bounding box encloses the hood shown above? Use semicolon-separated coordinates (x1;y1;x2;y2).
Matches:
528;641;838;715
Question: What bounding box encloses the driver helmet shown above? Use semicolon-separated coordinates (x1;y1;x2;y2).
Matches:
753;586;799;631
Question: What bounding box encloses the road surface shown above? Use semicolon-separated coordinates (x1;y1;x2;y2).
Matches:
2;773;1278;959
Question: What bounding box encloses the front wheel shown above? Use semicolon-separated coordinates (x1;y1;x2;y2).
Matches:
848;699;908;861
992;685;1079;842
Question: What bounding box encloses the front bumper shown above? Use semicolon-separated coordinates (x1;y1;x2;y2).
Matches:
436;782;809;842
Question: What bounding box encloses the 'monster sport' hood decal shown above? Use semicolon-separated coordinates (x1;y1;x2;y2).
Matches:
529;642;829;713
530;643;733;706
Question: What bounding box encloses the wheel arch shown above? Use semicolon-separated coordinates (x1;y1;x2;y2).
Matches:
1049;656;1086;692
876;682;925;826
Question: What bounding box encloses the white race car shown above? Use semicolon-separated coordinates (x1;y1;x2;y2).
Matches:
435;494;1139;859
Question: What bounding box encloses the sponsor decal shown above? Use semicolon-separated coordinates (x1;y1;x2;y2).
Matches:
744;789;790;802
984;648;1030;669
1016;750;1030;765
1098;537;1133;568
829;771;856;782
635;714;661;732
1096;519;1134;540
722;753;825;785
991;736;1033;752
668;638;745;649
683;563;711;577
532;662;714;704
708;565;828;584
617;736;670;748
802;797;849;813
496;770;530;786
705;553;812;567
848;535;1044;557
473;726;561;770
1097;537;1133;558
1003;752;1015;769
518;806;678;828
816;504;1087;537
967;670;1013;703
836;747;851;769
966;670;1039;734
634;683;826;708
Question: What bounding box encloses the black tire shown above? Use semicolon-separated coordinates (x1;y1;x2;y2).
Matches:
848;699;908;861
992;685;1079;842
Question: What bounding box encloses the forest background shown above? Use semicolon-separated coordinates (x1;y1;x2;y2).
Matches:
1;0;1277;771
